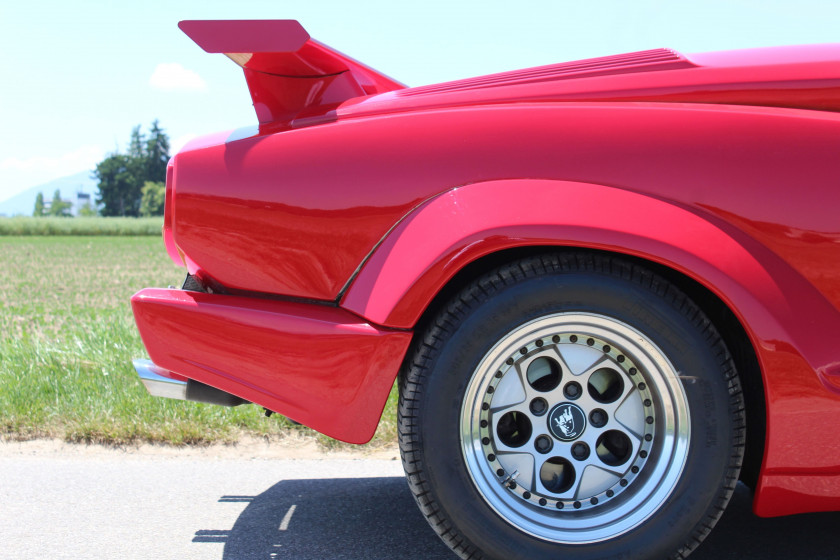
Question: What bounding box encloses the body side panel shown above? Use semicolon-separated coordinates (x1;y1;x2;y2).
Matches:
171;103;840;307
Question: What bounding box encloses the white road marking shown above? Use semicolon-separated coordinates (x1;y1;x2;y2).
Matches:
279;504;297;531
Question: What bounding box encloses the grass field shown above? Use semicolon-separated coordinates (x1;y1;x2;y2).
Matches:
0;236;398;448
0;217;163;236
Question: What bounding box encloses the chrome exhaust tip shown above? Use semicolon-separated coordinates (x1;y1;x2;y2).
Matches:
133;359;249;407
134;359;188;400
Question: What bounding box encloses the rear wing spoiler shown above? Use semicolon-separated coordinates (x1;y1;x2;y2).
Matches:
179;20;406;124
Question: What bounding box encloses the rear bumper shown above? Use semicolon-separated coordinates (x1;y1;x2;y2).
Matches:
131;288;412;443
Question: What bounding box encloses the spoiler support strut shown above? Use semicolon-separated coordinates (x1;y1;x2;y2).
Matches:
178;20;406;124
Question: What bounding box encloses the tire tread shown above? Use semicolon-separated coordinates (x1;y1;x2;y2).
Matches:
398;252;745;560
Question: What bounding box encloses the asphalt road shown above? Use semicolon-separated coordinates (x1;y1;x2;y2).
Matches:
1;447;838;559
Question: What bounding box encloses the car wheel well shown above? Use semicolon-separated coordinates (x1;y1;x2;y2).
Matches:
406;245;765;490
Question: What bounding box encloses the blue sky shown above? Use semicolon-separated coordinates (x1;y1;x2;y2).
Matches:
1;0;838;202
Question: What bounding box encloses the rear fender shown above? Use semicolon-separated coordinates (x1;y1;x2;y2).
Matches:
342;179;787;333
341;178;840;516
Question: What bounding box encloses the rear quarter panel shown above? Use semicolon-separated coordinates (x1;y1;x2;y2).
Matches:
171;102;840;309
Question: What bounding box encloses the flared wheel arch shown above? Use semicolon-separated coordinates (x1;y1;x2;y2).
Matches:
400;245;765;491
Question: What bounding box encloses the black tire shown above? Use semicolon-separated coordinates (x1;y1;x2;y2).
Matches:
399;252;744;560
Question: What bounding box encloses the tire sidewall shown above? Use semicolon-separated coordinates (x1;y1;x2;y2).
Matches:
413;268;737;560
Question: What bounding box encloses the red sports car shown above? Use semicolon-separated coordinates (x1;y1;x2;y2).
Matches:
131;20;840;560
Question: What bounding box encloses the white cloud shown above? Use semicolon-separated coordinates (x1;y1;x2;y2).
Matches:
149;63;207;92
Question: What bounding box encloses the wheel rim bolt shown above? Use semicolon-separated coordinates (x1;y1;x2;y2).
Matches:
572;442;590;460
530;398;548;416
535;435;553;454
564;382;582;399
589;409;608;428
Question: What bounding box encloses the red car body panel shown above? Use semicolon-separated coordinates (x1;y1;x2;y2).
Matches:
340;176;840;517
135;20;840;520
340;44;840;118
168;102;840;306
131;288;411;444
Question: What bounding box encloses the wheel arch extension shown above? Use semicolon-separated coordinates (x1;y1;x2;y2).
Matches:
400;245;765;490
341;178;784;489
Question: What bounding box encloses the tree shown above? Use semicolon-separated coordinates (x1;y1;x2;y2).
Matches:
49;189;72;217
128;125;146;159
33;192;45;216
145;120;170;183
78;201;98;217
139;181;165;216
94;120;170;216
94;154;145;217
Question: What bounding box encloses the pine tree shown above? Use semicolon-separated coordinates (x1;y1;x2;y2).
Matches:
145;120;170;183
128;125;146;159
33;192;45;216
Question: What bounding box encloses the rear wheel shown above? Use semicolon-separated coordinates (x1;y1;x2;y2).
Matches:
399;253;744;560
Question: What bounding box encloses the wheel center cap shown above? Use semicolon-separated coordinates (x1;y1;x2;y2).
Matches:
548;402;587;441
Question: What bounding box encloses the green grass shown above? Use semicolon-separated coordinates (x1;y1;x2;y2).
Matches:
0;236;398;448
0;217;163;236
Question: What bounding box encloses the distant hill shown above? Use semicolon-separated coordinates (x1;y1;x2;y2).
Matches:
0;171;97;217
